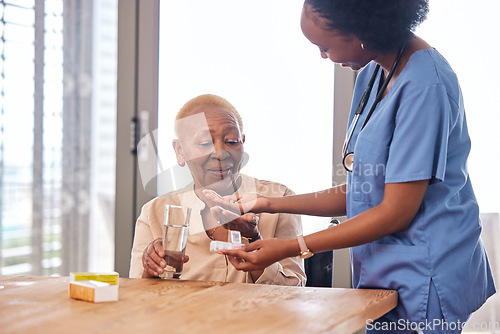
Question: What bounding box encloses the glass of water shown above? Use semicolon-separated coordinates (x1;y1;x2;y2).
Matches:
160;204;191;279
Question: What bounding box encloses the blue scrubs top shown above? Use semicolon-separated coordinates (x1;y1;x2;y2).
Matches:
346;49;495;322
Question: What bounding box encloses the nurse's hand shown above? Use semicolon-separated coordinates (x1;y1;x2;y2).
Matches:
220;238;297;272
202;189;270;215
141;238;189;278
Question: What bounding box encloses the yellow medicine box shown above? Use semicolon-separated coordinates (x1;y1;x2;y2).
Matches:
70;272;119;285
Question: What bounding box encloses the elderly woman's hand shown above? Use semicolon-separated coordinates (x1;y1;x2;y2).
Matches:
214;210;261;240
202;189;270;239
142;238;189;278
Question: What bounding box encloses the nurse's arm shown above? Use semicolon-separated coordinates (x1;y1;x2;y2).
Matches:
207;184;347;218
267;183;348;217
303;179;430;253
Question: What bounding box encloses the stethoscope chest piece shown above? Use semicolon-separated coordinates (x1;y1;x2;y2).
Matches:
343;152;355;173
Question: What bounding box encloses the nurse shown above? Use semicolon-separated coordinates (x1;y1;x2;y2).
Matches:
205;0;496;333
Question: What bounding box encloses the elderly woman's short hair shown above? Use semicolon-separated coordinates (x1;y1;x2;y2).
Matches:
175;94;244;136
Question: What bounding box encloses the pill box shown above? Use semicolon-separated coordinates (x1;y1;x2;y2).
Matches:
210;240;243;252
69;280;118;303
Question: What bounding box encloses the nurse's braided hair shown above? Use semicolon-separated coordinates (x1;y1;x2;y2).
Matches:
304;0;429;53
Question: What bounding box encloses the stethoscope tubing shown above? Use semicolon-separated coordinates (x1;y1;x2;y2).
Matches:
341;41;407;172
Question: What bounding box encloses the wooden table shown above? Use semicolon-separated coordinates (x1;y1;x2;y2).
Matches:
0;275;397;334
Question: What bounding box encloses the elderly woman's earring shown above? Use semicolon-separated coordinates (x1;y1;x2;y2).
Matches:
361;43;365;50
179;160;185;167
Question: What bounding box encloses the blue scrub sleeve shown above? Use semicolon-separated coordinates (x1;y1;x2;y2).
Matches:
385;84;451;184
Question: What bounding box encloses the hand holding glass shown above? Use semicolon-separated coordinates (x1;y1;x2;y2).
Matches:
160;205;191;279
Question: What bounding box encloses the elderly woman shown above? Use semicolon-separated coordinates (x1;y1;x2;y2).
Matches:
211;1;495;333
129;94;305;286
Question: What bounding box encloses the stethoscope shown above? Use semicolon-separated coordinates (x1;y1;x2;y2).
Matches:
342;42;407;172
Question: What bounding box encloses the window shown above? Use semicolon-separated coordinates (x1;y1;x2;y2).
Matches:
0;0;117;276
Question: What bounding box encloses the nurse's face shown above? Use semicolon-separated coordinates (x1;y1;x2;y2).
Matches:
300;4;374;71
173;107;245;195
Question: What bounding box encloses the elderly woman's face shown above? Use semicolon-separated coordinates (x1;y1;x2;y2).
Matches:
174;106;245;194
300;4;373;71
